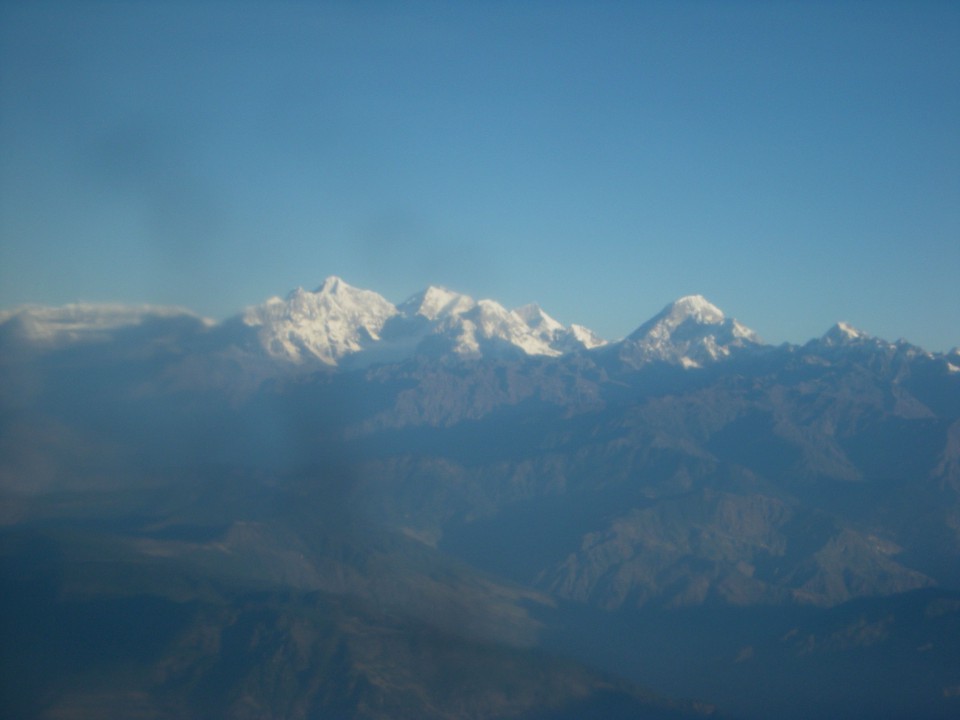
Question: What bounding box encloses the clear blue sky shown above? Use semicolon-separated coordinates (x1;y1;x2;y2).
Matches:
1;1;957;350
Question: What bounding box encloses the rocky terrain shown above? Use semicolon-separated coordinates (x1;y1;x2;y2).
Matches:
2;279;959;718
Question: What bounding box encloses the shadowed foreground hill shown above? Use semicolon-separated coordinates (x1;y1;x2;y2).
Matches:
0;501;712;720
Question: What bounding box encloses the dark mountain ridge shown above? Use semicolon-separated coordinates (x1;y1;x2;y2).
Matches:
2;289;959;718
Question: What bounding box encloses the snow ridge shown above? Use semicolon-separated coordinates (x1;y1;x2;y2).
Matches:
619;295;762;368
820;321;871;346
16;282;935;372
242;276;397;364
399;286;476;321
238;277;604;366
0;284;758;369
242;284;758;369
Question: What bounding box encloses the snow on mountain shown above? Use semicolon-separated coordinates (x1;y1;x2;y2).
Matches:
241;276;397;365
233;280;607;366
391;291;559;359
617;295;762;368
466;299;559;357
515;304;608;353
820;321;872;347
20;283;944;375
378;288;606;361
949;349;960;373
810;322;917;357
569;324;608;350
515;303;565;336
398;286;477;321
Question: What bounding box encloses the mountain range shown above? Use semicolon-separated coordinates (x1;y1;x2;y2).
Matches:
2;279;960;719
9;275;955;372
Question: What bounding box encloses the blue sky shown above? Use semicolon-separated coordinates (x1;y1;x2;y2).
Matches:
1;1;957;350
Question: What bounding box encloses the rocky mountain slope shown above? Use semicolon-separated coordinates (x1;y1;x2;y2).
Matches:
2;280;959;719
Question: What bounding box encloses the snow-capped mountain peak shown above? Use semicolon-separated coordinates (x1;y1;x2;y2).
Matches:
512;303;607;353
821;321;870;346
399;286;476;321
468;299;560;357
5;281;804;371
314;275;349;295
812;322;908;356
388;291;605;359
514;303;565;335
242;277;397;365
619;295;762;368
246;283;763;368
389;297;559;359
664;294;726;325
570;324;607;350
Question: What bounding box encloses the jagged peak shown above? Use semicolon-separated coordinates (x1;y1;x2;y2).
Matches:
514;303;563;332
282;276;343;301
620;294;762;368
314;275;349;294
513;302;544;322
821;321;870;345
399;285;476;321
628;294;728;342
570;323;607;349
279;277;393;314
474;298;511;315
244;277;396;365
661;295;725;324
275;276;376;301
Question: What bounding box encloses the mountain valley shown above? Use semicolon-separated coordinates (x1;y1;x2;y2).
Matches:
2;278;959;719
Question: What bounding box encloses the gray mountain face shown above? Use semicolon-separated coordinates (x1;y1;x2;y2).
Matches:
2;285;959;719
